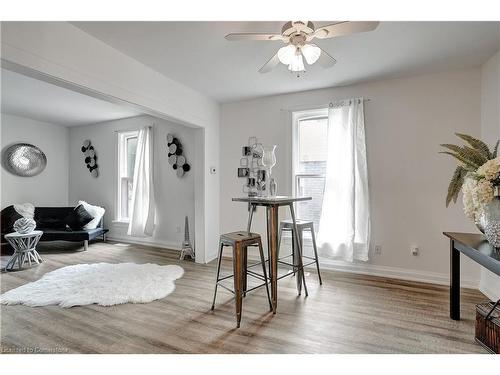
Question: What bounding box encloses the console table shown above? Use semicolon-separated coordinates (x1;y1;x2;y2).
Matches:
443;232;500;320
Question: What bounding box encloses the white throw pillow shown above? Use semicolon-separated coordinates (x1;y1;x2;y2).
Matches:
14;203;35;219
78;200;105;230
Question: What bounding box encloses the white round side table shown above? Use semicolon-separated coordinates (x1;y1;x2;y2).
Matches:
4;230;44;271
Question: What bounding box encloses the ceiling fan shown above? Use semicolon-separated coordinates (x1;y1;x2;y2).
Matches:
225;21;379;76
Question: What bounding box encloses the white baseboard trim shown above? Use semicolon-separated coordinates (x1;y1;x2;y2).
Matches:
319;259;480;289
107;236;182;252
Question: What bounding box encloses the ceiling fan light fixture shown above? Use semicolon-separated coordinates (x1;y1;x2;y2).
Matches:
301;44;321;65
288;53;305;73
277;45;296;65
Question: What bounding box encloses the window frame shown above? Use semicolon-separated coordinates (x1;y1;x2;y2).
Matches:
291;108;329;198
116;130;139;223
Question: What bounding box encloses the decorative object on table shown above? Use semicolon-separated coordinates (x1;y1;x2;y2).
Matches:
167;133;190;177
475;300;500;353
269;178;277;197
238;137;276;197
13;217;36;234
80;139;99;177
440;133;500;246
0;262;184;307
3;143;47;177
179;216;195;261
4;230;43;271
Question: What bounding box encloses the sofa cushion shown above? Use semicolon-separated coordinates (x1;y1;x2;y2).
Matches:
1;206;23;234
34;207;73;230
64;204;94;231
78;201;105;230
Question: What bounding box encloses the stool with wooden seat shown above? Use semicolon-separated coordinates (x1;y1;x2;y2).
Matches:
277;219;322;285
211;231;272;328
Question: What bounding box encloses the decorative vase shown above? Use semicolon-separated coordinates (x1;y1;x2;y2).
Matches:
269;178;277;197
478;197;500;247
13;217;36;234
261;145;277;197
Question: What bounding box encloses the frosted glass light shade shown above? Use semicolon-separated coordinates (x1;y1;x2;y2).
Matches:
301;44;321;65
277;45;296;65
288;54;305;72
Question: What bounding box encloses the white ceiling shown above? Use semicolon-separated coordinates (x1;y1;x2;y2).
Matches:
1;69;140;126
73;21;500;103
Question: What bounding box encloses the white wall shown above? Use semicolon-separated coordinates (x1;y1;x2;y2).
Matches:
68;115;196;250
220;69;482;287
1;113;69;208
480;50;500;300
1;22;220;263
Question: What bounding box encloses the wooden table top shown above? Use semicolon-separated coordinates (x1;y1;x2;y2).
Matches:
232;196;312;205
443;232;500;276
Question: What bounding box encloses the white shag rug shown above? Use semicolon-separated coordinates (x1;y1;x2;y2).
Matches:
0;262;184;308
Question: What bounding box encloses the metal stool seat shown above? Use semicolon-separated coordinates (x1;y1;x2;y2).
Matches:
278;219;322;285
211;231;272;328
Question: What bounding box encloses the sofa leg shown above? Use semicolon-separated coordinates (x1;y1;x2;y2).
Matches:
83;240;89;251
102;233;106;242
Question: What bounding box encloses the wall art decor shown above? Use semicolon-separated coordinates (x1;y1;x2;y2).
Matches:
3;143;47;177
167;133;190;178
81;139;99;177
239;137;275;197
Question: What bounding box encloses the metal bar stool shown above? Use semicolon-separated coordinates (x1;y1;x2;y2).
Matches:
277;219;323;285
211;231;272;328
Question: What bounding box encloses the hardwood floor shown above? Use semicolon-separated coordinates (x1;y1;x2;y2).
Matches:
0;240;488;354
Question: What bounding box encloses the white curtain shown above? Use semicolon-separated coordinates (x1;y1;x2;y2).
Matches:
128;126;155;237
317;98;371;262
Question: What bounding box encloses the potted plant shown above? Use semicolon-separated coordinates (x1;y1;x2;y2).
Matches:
441;133;500;247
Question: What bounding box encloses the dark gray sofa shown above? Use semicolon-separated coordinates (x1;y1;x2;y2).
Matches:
1;206;109;250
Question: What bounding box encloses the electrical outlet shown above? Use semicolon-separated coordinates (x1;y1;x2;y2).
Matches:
411;246;419;256
176;226;181;233
374;245;382;255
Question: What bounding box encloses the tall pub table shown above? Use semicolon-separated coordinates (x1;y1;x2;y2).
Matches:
443;232;500;320
233;196;312;314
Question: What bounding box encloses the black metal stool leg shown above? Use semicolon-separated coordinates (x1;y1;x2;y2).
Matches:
291;228;297;276
211;240;224;310
289;203;308;297
258;239;272;311
309;226;323;285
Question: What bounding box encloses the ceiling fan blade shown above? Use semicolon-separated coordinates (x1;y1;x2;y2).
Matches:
314;21;379;39
311;44;337;68
258;52;281;73
225;33;284;41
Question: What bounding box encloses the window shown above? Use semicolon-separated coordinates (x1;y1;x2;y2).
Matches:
117;130;139;221
292;109;329;232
